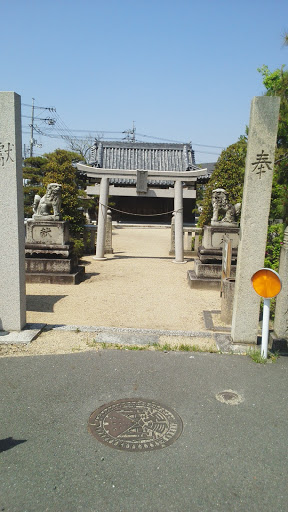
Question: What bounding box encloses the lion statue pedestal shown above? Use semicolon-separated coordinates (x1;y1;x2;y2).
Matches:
25;183;84;284
187;189;240;291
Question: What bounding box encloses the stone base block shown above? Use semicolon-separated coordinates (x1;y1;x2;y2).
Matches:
26;266;85;285
194;258;237;279
198;247;238;264
269;331;288;354
25;243;71;258
187;270;221;290
25;258;75;274
26;219;70;245
202;225;240;250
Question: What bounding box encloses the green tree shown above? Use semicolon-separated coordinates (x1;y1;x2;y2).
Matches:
258;65;288;148
198;138;247;227
23;156;47;217
42;149;86;236
258;65;288;224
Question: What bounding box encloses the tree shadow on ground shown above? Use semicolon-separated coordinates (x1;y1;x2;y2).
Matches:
26;295;67;313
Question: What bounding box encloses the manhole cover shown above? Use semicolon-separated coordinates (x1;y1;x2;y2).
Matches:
88;398;183;451
216;390;243;405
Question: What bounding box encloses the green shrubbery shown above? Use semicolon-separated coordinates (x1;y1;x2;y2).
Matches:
264;223;285;271
197;138;247;228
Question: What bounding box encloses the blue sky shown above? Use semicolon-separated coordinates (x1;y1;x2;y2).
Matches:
1;0;287;163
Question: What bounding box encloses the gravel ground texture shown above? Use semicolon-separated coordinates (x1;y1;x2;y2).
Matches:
1;227;223;356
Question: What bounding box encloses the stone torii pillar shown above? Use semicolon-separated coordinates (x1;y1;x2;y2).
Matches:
76;164;205;262
94;177;109;260
173;180;185;263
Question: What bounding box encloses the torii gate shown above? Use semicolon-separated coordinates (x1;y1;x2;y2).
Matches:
77;164;205;263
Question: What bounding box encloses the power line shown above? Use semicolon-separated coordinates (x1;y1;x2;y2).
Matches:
22;102;56;111
22;101;223;158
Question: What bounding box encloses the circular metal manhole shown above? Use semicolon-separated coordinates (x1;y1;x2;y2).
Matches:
215;390;243;405
88;398;183;451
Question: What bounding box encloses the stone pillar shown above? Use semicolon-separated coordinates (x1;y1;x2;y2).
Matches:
221;278;235;324
231;96;280;344
194;230;200;253
105;210;113;254
273;227;288;339
183;229;192;252
94;177;109;260
173;180;185;263
169;213;175;254
89;225;97;253
0;92;26;331
83;225;97;254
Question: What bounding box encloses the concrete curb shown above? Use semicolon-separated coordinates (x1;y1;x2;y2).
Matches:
0;323;46;345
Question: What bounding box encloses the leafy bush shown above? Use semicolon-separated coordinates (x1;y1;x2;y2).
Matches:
264;223;285;271
198;138;247;227
42;149;86;237
71;237;85;259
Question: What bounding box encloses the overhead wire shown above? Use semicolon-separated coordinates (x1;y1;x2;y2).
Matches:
21;102;223;157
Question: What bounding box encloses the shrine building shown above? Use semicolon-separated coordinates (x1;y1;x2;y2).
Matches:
85;140;211;223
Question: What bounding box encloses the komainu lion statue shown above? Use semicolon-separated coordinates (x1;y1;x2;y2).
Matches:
211;188;241;225
33;183;62;220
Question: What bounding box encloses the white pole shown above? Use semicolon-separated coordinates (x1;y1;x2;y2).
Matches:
94;177;109;260
261;298;270;359
173;180;185;263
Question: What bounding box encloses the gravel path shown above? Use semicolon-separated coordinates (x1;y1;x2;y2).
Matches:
2;227;223;356
27;227;221;330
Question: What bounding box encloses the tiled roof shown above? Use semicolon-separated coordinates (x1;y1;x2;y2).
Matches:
196;162;216;182
88;141;207;187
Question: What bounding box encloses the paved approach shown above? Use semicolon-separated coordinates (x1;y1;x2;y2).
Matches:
1;349;288;512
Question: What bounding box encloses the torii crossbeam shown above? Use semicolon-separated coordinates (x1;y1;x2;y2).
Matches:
77;164;205;263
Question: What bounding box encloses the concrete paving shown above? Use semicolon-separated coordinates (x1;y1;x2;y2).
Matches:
1;349;288;512
0;323;46;344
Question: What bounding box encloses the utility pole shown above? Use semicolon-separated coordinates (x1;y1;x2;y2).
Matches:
29;98;35;157
123;121;136;142
28;99;56;157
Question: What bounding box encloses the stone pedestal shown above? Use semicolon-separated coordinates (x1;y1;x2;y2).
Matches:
187;225;239;289
104;210;113;254
202;225;240;250
26;219;70;246
25;220;84;284
221;278;236;324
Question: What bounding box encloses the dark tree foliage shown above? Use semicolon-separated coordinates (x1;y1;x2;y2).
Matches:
258;65;288;225
23;156;47;217
258;65;288;148
198;138;247;228
198;64;288;238
42;149;86;236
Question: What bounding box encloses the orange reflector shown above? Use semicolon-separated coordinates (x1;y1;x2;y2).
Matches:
251;268;282;298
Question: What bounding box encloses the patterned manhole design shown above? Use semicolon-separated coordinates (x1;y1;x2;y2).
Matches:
88;398;183;451
216;390;243;405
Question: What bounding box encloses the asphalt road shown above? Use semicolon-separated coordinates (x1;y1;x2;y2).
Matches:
1;350;288;512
